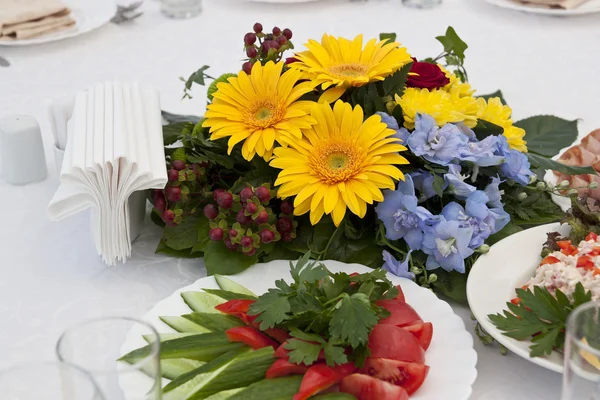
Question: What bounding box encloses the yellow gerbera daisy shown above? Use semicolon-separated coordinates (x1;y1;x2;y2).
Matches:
290;34;412;103
270;101;409;226
395;88;476;129
477;97;527;152
202;61;317;161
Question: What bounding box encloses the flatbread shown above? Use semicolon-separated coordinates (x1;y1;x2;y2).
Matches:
1;10;71;35
0;0;68;27
0;16;75;40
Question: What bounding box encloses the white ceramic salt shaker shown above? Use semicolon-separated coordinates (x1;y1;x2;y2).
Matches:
0;114;47;185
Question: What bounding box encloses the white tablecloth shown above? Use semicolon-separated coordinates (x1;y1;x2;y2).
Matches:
1;0;599;398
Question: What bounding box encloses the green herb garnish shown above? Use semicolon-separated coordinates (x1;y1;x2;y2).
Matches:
248;252;397;367
488;283;592;357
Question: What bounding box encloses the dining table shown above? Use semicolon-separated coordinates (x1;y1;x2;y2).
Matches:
1;0;599;398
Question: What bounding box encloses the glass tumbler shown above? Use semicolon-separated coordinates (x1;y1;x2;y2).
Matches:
562;301;600;400
56;317;161;400
161;0;202;19
0;361;103;400
402;0;442;8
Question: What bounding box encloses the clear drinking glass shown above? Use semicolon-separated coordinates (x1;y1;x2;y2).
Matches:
161;0;202;19
402;0;442;8
0;361;103;400
56;317;161;400
562;301;600;400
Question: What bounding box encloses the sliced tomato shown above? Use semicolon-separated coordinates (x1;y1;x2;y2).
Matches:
293;363;356;400
215;299;256;324
540;256;560;266
359;358;429;395
589;247;600;256
368;324;425;363
225;326;279;350
557;240;578;256
577;255;595;270
586;232;598;242
376;300;422;327
275;341;325;360
594;268;600;276
265;358;308;379
264;327;291;344
339;373;409;400
392;285;405;302
402;322;433;351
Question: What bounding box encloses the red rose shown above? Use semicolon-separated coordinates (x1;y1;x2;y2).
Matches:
406;59;450;90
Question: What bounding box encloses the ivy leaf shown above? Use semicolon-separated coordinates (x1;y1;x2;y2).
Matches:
204;240;258;275
516;115;579;158
181;65;211;98
436;27;468;61
379;32;397;43
477;90;507;105
527;153;597;176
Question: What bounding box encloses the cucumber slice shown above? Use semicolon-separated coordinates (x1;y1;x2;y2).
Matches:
202;289;256;301
312;394;357;400
143;333;196;343
120;332;246;363
183;312;244;332
203;388;244;400
160;316;211;333
164;348;251;399
161;358;206;380
227;376;303;400
214;275;257;298
182;291;224;313
188;346;275;399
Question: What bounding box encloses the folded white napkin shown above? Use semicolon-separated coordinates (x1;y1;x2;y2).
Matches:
47;81;167;265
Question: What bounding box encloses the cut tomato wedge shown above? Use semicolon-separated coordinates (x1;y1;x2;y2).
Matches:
225;326;279;350
402;322;433;351
359;358;429;395
368;324;425;363
393;285;405;302
215;299;256;324
376;300;422;327
293;363;356;400
265;358;308;379
586;232;598;242
577;255;595;270
264;327;291;344
557;240;578;256
540;256;560;266
339;373;409;400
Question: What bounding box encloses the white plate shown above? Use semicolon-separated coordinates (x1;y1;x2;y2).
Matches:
122;259;478;400
467;223;571;373
0;0;116;46
244;0;323;3
484;0;600;16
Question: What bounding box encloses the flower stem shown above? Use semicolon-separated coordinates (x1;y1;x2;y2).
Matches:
320;220;345;260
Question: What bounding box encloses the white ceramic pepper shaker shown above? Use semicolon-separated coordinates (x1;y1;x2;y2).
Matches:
0;114;47;185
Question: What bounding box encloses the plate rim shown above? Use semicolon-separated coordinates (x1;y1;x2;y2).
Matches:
467;222;567;374
483;0;600;15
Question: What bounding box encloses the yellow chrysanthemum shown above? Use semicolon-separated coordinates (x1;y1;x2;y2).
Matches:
202;61;317;161
395;88;477;129
290;34;412;103
271;101;409;226
439;65;475;98
476;97;527;152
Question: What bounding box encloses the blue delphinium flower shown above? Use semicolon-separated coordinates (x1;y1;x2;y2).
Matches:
411;170;446;203
382;250;415;280
444;164;476;200
496;136;534;186
458;135;505;167
376;112;410;144
484;176;504;208
375;175;437;251
407;114;469;166
422;219;474;273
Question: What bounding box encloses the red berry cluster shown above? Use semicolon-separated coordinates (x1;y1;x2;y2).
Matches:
153;156;209;226
203;184;297;256
242;23;294;74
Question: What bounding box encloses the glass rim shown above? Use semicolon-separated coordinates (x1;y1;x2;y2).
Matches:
566;300;600;357
55;316;160;375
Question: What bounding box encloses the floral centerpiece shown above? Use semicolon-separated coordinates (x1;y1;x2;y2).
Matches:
153;24;595;302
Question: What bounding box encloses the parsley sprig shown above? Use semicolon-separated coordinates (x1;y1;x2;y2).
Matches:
248;252;398;367
488;283;592;357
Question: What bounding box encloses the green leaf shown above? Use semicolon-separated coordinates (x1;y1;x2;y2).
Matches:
192;217;211;253
516;115;579;158
473;119;504;141
155;240;201;258
249;290;292;330
487;221;523;245
527;153;597;176
323;342;348;367
430;268;467;303
184;65;210;89
163;122;193;146
530;328;562;357
162;111;201;124
379;32;397;43
325;237;384;270
363;83;387;117
285;339;323;366
204;240;258;275
162;217;203;250
477;90;507;105
289;327;326;344
432;174;446;197
381;62;413;98
436;27;468;60
260;245;302;263
329;293;379;348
